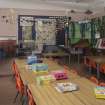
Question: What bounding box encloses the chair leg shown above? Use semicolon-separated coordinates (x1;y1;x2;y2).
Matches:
20;94;23;101
13;91;19;103
11;73;15;80
21;95;25;105
22;95;28;105
12;74;15;80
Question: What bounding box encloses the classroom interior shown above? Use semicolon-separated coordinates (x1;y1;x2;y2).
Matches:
1;0;105;105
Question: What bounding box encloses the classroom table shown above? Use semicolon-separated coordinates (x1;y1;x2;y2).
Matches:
28;77;105;105
15;58;79;84
15;58;105;105
85;56;105;79
42;52;70;64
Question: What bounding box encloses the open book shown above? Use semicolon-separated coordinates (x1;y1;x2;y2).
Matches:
54;82;78;93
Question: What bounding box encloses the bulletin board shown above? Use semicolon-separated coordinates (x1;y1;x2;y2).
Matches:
35;18;56;45
18;15;69;49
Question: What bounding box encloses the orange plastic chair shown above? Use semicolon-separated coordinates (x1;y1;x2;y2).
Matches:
90;61;96;69
99;82;105;86
11;60;19;78
72;69;78;75
90;76;99;85
14;63;20;78
84;57;90;66
11;61;16;77
63;65;69;74
100;64;105;73
84;57;92;67
27;88;36;105
14;73;24;103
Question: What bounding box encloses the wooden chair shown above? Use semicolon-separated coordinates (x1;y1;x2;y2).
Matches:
27;88;36;105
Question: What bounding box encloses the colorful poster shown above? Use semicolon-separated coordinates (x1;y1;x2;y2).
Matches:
35;19;56;45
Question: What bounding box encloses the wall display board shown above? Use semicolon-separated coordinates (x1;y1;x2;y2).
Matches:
35;19;56;45
70;22;81;44
69;20;91;45
18;15;70;50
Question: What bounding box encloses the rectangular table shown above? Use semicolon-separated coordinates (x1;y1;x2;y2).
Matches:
28;77;105;105
15;58;105;105
15;58;80;84
42;52;70;64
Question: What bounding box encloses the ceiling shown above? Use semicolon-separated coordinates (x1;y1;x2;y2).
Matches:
0;0;105;11
0;0;105;20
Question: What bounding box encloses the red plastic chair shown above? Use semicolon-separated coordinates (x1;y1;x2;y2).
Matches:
27;88;36;105
90;76;99;85
99;82;105;86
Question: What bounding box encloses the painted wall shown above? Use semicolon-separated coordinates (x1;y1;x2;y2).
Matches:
0;9;67;38
0;8;95;39
0;21;16;36
0;9;17;37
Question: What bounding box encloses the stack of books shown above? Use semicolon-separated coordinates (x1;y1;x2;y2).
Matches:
32;63;48;74
36;75;56;85
27;55;37;65
54;82;78;93
51;70;68;80
94;86;105;99
27;55;42;65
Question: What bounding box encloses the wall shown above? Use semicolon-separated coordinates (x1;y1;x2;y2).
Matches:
0;8;95;39
0;21;16;36
0;9;17;37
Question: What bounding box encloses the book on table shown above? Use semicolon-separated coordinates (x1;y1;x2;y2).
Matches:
54;82;78;93
94;86;105;99
36;75;56;85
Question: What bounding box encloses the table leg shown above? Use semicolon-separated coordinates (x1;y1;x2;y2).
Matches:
69;54;71;64
89;66;92;76
84;56;86;65
97;64;100;79
78;54;80;64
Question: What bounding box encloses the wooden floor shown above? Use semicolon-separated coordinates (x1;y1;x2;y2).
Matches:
0;59;20;105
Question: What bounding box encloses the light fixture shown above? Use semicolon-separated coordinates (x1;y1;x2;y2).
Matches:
70;10;76;13
85;10;93;15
